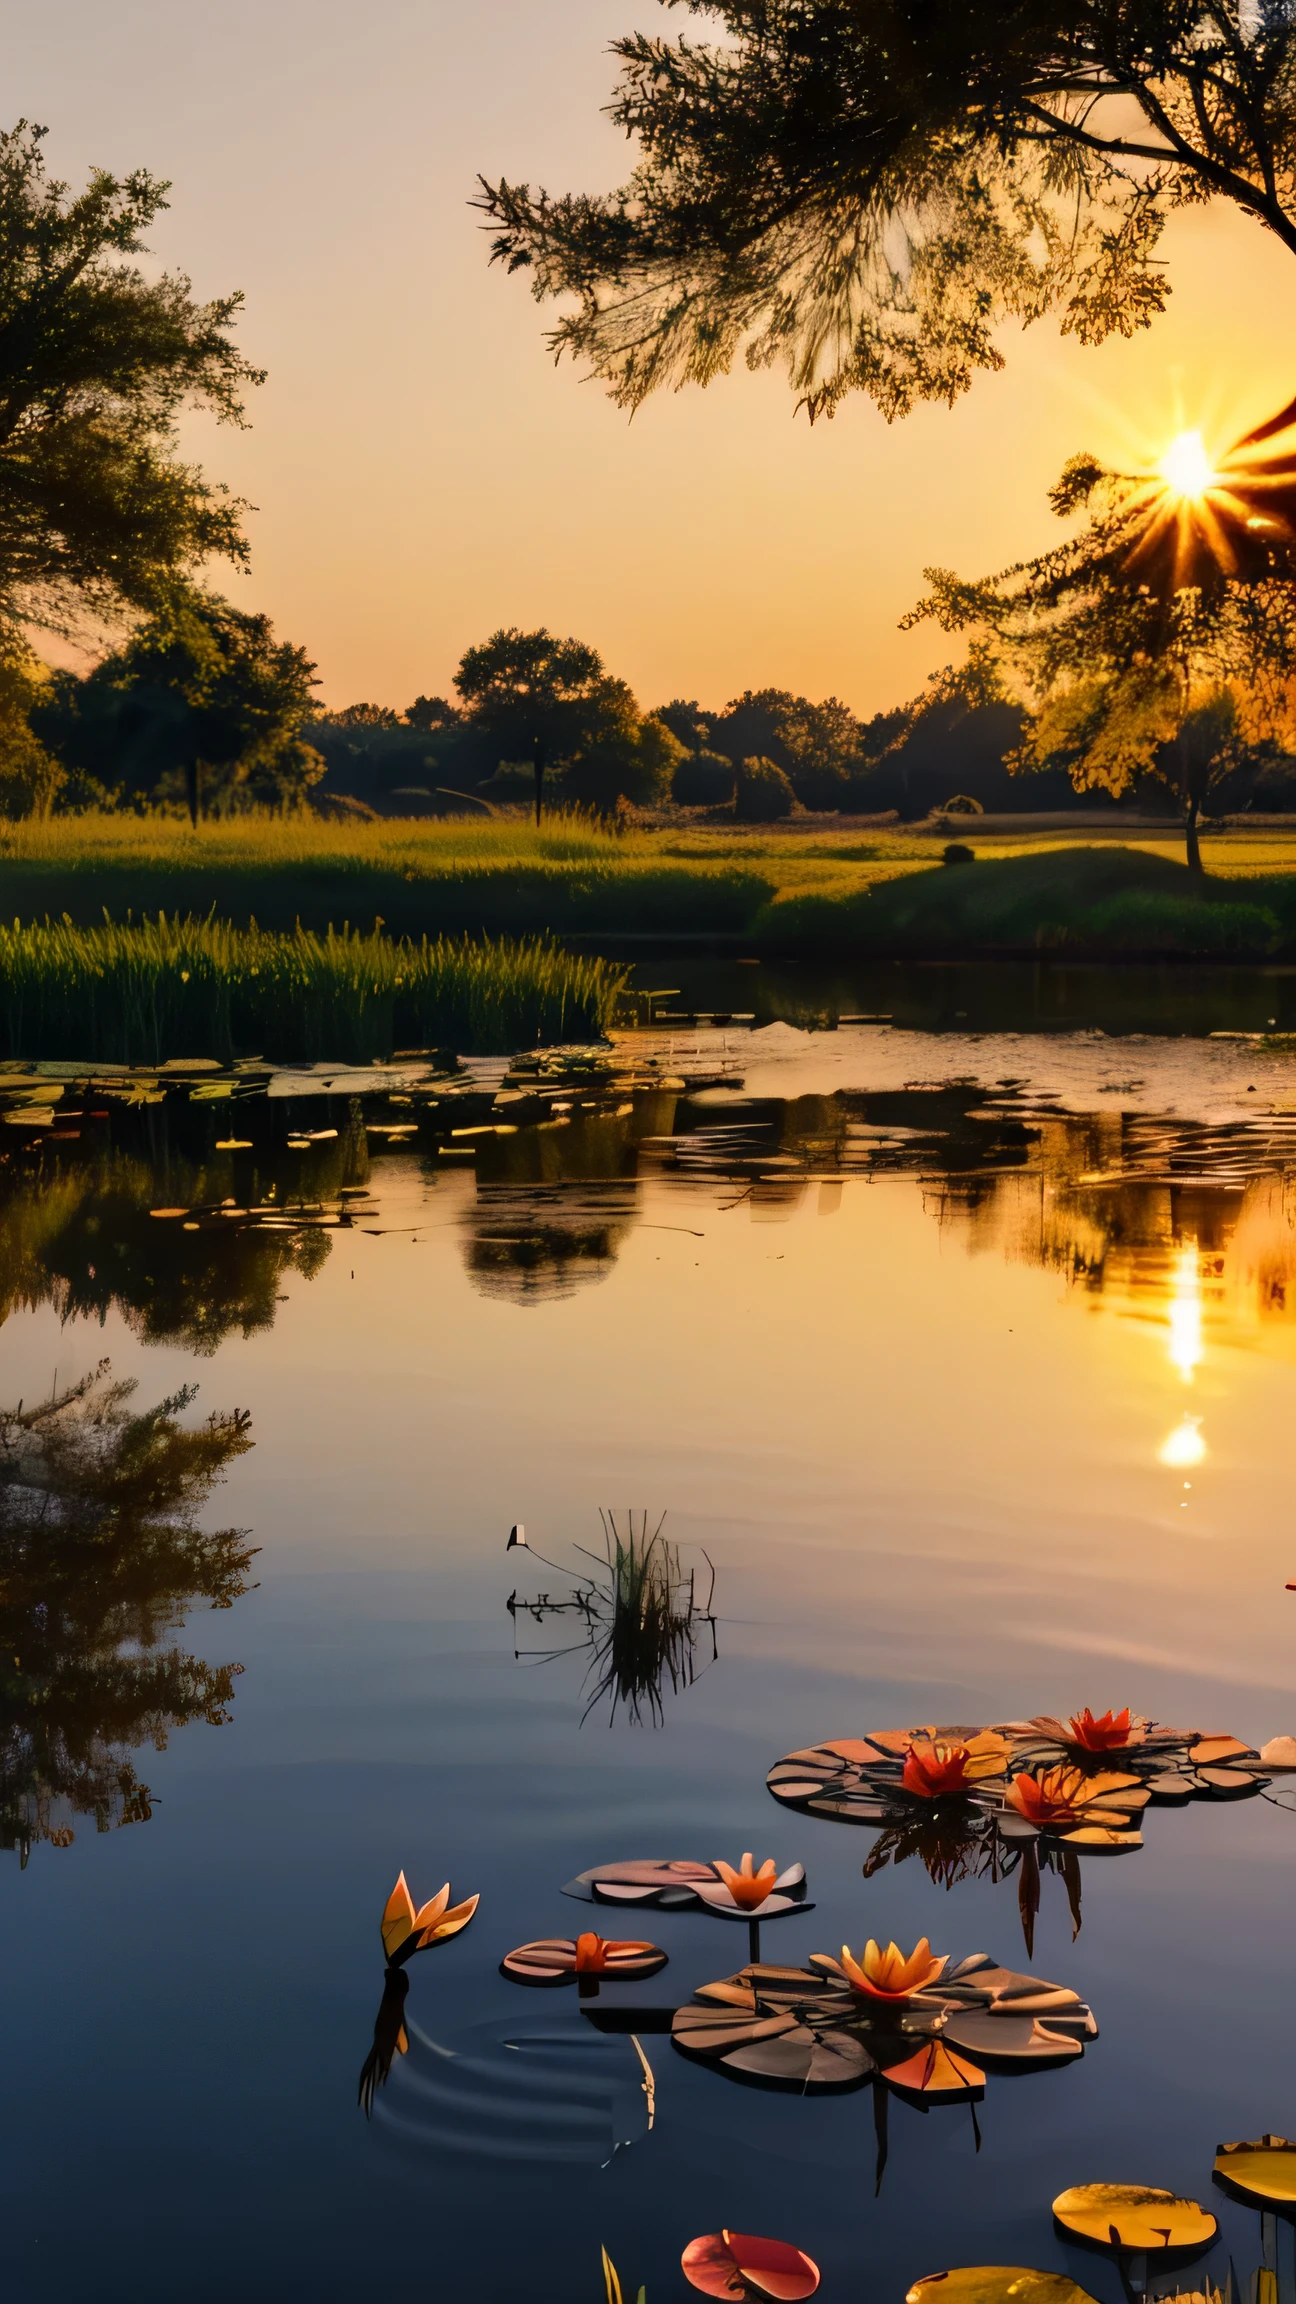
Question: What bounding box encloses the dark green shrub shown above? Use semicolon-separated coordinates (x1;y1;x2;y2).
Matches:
943;842;976;865
672;749;735;806
735;755;797;821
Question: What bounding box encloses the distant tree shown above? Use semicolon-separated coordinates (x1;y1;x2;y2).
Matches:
38;583;320;821
653;698;713;752
404;694;461;731
713;689;863;809
0;122;259;638
313;702;401;728
481;4;1296;421
735;754;797;820
672;748;735;807
453;627;608;821
908;464;1296;867
0;637;62;818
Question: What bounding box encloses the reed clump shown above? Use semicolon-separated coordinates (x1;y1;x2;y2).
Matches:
0;915;626;1063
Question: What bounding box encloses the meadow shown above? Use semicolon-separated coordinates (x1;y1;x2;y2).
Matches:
0;915;624;1064
5;810;1296;960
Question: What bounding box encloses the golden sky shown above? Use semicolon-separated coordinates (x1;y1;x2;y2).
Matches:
17;0;1296;716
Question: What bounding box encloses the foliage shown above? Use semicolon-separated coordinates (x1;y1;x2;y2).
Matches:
480;2;1296;420
0;121;259;635
404;693;461;732
0;636;61;818
454;627;687;818
0;913;628;1062
672;746;735;805
652;697;714;751
715;688;863;807
35;582;320;821
0;1362;256;1860
735;753;797;820
908;460;1296;860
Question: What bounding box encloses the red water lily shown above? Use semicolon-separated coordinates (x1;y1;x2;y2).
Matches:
1068;1706;1136;1753
682;2229;820;2300
902;1730;1011;1799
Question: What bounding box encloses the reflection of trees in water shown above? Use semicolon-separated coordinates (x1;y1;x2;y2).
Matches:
0;1364;256;1863
926;1110;1296;1340
461;1093;676;1303
0;1103;370;1351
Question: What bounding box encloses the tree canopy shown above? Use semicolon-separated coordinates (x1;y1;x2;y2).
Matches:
907;452;1296;863
0;122;260;633
480;1;1296;419
37;583;320;819
454;625;681;817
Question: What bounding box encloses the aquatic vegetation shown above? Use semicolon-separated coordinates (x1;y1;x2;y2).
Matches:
1066;1706;1140;1753
508;1511;718;1726
1004;1765;1147;1842
672;1948;1095;2100
380;1871;480;1965
602;2248;646;2304
501;1933;667;1987
699;1855;805;1915
827;1937;947;2003
907;2273;1097;2304
1052;2184;1218;2255
903;1732;1012;1798
564;1857;809;1921
681;2230;820;2299
1213;2137;1296;2208
0;1362;256;1863
0;915;626;1063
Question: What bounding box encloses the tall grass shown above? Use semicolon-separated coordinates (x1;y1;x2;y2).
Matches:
0;915;626;1063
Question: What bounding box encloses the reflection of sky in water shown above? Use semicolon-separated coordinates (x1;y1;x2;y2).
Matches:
4;1036;1296;2300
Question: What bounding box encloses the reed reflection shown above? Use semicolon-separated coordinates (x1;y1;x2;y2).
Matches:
0;1363;256;1864
507;1513;718;1725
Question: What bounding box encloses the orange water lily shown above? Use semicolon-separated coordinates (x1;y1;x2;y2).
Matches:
902;1730;1011;1799
836;1935;947;2001
1068;1706;1137;1752
1006;1765;1138;1830
713;1853;779;1910
380;1870;480;1967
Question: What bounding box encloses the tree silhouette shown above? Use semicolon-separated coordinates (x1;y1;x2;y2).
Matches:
0;1364;256;1863
481;4;1296;420
455;627;607;823
0;122;259;635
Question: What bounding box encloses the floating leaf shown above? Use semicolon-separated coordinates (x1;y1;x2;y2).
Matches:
906;2272;1099;2304
1213;2137;1296;2207
501;1934;667;1986
1052;2185;1217;2253
682;2229;820;2299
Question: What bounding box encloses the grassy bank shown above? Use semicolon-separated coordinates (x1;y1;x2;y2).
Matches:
0;917;625;1063
761;845;1296;958
6;814;1296;959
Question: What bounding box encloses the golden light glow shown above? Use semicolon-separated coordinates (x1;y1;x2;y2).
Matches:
1160;428;1216;502
1168;1241;1203;1380
1160;1415;1206;1468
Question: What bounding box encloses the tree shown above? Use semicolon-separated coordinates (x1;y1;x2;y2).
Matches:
712;689;863;808
404;694;461;731
0;122;259;634
38;583;320;820
652;698;714;751
0;636;61;817
906;452;1296;867
0;1363;256;1862
454;626;615;820
480;3;1296;420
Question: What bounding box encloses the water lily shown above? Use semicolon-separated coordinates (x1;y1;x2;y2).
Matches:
380;1870;480;1967
1005;1765;1139;1831
902;1731;1011;1799
1068;1706;1138;1752
694;1855;806;1914
835;1935;947;2001
502;1932;667;1984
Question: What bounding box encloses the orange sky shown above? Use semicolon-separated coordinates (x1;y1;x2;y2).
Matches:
15;1;1296;717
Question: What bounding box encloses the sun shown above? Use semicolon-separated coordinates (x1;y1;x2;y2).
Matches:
1159;429;1216;503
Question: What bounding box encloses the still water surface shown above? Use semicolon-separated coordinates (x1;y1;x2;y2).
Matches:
2;994;1296;2301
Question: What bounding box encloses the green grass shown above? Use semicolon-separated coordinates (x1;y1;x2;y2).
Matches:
0;916;625;1064
7;812;1296;959
760;844;1296;957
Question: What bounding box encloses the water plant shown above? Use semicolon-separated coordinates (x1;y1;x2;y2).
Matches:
507;1510;718;1727
501;1932;667;1990
0;914;626;1063
681;2231;820;2299
357;1869;479;2116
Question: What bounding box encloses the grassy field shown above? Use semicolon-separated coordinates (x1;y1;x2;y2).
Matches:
0;916;624;1063
5;811;1296;957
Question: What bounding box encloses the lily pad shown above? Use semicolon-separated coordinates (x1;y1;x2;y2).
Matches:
682;2229;820;2300
500;1935;667;1985
1052;2184;1217;2254
906;2273;1099;2304
1213;2137;1296;2209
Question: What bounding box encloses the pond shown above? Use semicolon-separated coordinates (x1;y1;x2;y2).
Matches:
2;989;1296;2303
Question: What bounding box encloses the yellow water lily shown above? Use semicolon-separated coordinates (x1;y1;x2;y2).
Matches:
902;1731;1012;1799
836;1935;947;2001
380;1870;480;1967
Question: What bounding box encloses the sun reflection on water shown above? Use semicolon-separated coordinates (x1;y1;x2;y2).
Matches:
1167;1240;1203;1381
